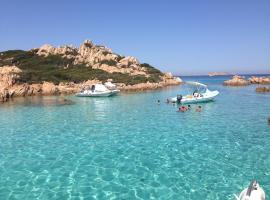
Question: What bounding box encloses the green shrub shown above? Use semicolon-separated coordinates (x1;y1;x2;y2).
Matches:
141;63;162;74
100;59;117;66
0;50;163;85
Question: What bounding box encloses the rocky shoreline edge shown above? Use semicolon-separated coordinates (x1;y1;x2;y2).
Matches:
0;66;182;103
223;75;270;86
223;75;270;93
0;39;183;103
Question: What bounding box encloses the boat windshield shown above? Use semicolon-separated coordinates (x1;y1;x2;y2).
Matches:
177;82;207;96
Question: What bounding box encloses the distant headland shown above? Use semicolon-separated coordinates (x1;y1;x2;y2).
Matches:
208;72;230;76
0;40;182;102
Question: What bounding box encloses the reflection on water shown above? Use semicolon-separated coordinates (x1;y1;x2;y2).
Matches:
76;96;119;121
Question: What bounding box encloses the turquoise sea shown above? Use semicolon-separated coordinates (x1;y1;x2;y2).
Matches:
0;75;270;200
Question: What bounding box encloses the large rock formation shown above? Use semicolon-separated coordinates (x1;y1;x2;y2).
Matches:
224;75;270;87
0;64;181;102
0;40;182;102
0;66;22;102
223;75;250;86
0;65;22;87
36;40;148;76
249;76;270;84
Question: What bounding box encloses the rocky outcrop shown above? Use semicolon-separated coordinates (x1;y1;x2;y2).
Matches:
37;44;78;59
0;66;22;102
0;66;22;87
249;76;270;84
41;82;59;95
223;75;250;86
0;66;181;102
256;87;270;93
224;75;270;87
0;88;10;102
1;39;183;102
36;40;148;76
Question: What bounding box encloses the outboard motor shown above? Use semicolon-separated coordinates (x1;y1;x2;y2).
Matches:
235;180;265;200
176;95;182;104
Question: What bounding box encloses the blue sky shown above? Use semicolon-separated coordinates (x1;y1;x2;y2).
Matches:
1;0;270;75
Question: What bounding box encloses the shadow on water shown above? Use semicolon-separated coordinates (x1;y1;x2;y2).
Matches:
1;96;75;107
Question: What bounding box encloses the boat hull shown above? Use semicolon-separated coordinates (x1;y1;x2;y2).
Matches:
181;96;215;104
76;90;119;97
170;90;219;104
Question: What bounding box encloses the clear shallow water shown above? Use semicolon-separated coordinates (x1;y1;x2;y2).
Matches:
0;76;270;200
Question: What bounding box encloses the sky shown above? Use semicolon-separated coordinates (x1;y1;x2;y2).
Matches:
1;0;270;75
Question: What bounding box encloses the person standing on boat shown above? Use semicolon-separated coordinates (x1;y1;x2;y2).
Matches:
176;95;182;104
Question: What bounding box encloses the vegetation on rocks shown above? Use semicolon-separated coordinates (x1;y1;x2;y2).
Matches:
100;59;117;66
0;50;163;85
0;40;182;102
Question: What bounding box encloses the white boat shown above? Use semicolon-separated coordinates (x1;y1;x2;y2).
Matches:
234;180;265;200
169;81;219;104
76;83;120;97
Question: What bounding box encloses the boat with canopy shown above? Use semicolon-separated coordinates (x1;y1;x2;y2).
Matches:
169;81;219;104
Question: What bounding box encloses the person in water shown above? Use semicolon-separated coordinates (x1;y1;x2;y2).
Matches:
187;105;191;110
178;106;188;112
157;100;160;105
196;105;202;112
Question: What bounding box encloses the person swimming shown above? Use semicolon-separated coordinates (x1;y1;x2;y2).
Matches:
178;106;188;112
196;105;202;112
187;105;191;110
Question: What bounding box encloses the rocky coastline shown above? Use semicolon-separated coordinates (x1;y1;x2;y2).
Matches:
0;65;181;102
0;40;182;102
223;75;270;86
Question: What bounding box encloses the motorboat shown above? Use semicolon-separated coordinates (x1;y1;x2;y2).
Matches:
76;83;120;97
234;180;265;200
169;81;219;104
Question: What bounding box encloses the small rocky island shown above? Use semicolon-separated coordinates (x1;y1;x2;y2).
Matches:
0;40;182;102
223;75;270;86
223;75;250;86
223;75;270;93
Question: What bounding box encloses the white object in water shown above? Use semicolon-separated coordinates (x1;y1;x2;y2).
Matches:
169;81;219;104
234;180;265;200
76;83;120;97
